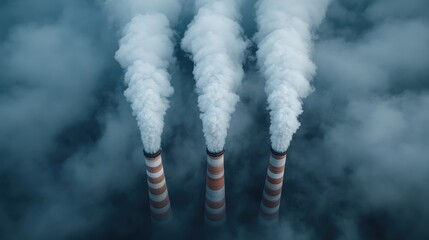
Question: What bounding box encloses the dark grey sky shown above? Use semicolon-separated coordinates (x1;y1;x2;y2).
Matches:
1;0;428;239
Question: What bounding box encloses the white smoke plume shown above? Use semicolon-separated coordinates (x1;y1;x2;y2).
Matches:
182;0;247;153
108;1;182;154
255;0;330;153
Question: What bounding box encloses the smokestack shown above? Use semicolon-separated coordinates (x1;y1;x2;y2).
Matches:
144;149;172;221
181;1;246;225
255;0;330;224
205;149;226;224
259;148;287;224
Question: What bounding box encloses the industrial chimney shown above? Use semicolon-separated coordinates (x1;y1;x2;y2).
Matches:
144;149;172;221
205;149;226;224
259;148;287;223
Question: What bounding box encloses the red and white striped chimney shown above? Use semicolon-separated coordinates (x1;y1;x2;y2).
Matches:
205;149;226;224
259;148;287;223
144;149;172;221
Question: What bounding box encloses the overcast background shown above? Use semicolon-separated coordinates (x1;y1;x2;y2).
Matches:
1;0;428;239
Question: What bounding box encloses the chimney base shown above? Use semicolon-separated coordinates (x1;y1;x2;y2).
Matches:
205;149;226;224
259;149;287;224
144;149;172;222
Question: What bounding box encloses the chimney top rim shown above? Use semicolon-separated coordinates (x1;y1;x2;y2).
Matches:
206;148;225;157
144;149;162;158
271;148;287;157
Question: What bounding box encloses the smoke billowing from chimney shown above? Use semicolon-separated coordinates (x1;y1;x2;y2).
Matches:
109;0;182;221
181;0;246;224
181;0;247;154
255;0;330;223
255;0;330;153
115;14;174;154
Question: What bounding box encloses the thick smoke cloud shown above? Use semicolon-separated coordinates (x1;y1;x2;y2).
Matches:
1;0;429;239
108;0;183;154
255;0;330;152
115;14;175;154
182;0;247;153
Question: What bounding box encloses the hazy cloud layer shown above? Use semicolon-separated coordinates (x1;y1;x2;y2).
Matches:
1;0;428;239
